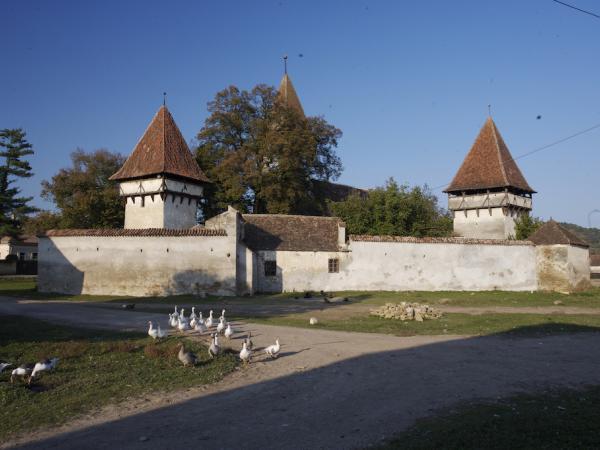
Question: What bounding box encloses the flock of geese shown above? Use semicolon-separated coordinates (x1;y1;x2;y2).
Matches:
0;358;59;385
148;306;281;366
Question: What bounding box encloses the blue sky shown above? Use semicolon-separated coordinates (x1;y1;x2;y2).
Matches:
1;0;599;226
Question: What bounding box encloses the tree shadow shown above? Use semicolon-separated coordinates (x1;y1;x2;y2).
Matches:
7;323;600;450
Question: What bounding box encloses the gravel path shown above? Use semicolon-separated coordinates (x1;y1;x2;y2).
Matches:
2;296;600;450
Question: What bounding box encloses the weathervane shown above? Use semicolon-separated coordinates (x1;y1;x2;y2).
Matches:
488;104;492;117
283;54;288;75
163;92;167;106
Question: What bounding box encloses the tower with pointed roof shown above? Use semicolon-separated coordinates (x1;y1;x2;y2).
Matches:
278;65;305;117
444;118;536;239
110;105;210;229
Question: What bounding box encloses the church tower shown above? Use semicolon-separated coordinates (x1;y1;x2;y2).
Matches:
444;118;535;239
278;58;305;117
110;105;210;229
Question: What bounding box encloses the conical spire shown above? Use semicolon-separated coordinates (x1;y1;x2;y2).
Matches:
278;73;305;117
110;106;210;183
444;117;534;194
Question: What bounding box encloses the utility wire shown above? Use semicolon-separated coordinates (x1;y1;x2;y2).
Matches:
431;121;600;191
551;0;600;19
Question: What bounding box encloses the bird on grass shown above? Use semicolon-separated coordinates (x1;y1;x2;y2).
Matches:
169;313;178;328
189;307;198;322
264;339;281;358
29;358;59;384
239;341;252;365
216;317;226;335
208;333;221;358
309;317;318;325
178;344;197;367
148;321;167;339
194;319;207;335
0;361;12;373
11;363;34;384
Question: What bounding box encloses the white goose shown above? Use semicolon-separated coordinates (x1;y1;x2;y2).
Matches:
205;310;214;329
148;321;159;339
0;361;12;373
177;316;189;332
194;319;207;335
216;317;226;335
239;341;252;365
197;312;204;325
29;358;59;383
11;363;34;383
224;323;234;339
219;309;226;321
190;315;198;328
169;313;178;328
156;323;167;338
189;307;197;321
208;334;220;358
265;339;281;358
179;308;186;321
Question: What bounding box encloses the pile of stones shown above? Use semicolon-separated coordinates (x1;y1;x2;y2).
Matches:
369;302;442;322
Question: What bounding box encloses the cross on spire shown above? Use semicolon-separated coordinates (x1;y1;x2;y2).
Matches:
283;54;288;75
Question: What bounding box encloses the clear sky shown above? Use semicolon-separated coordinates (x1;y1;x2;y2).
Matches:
1;0;599;227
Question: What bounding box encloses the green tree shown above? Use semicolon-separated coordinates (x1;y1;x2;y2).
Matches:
41;149;125;228
329;178;453;237
194;84;342;217
514;213;544;240
21;210;62;235
0;128;36;236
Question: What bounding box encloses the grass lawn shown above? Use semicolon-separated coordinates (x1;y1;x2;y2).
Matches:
376;386;600;450
1;277;599;308
243;313;600;336
0;315;237;441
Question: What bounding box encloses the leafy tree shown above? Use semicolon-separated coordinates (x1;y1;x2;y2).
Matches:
514;213;544;240
194;85;342;217
41;149;125;228
21;210;62;235
0;128;36;236
329;178;453;237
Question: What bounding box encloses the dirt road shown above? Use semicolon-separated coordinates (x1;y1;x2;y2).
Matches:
3;296;600;450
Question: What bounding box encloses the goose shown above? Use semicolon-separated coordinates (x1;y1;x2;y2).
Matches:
177;317;189;332
29;358;59;383
148;321;159;339
197;312;204;325
244;331;254;351
0;361;12;373
224;323;234;339
169;313;178;328
216;317;226;335
189;307;197;321
239;341;252;365
177;344;197;367
208;334;220;358
309;317;318;325
174;305;179;316
156;323;167;338
219;309;226;321
194;320;207;335
11;363;34;383
264;339;281;358
190;315;198;328
205;310;214;329
179;308;186;321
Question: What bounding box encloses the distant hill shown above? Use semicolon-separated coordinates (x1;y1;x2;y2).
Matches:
560;222;600;251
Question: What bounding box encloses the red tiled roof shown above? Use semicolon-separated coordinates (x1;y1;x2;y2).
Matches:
445;118;535;194
242;214;342;251
41;228;226;237
350;235;533;246
110;106;210;183
278;73;304;117
528;220;589;247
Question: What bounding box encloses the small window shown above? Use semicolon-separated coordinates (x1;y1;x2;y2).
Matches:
31;253;38;260
18;252;25;261
264;260;276;277
328;258;339;273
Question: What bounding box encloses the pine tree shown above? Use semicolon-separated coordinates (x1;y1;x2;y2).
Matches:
0;128;36;236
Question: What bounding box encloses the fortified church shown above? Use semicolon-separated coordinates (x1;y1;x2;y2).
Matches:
38;70;591;296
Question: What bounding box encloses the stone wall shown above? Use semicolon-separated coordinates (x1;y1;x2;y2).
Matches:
38;234;238;296
536;244;591;293
255;237;538;293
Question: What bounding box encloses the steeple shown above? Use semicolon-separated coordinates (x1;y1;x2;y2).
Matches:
445;117;534;194
111;105;209;229
445;117;535;240
110;105;210;183
278;66;305;117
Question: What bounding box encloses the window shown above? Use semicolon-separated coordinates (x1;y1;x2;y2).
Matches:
328;258;339;273
264;260;276;277
18;252;25;261
31;253;38;261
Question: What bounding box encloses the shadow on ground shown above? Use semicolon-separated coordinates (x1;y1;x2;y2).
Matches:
7;323;600;450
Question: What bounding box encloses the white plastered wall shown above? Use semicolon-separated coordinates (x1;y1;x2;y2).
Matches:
536;244;591;293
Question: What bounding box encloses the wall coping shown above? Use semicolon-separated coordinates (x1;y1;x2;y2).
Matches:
349;235;534;246
40;228;227;237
